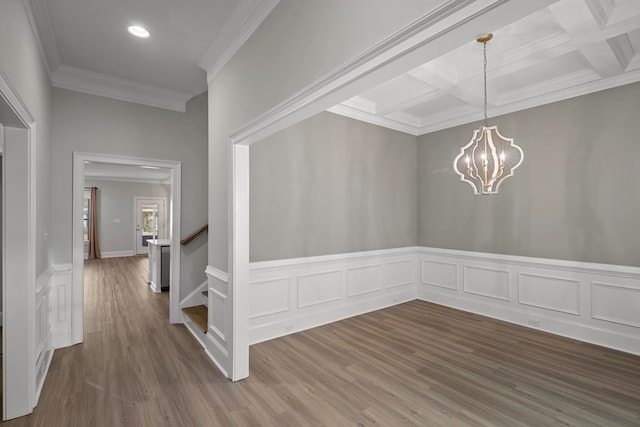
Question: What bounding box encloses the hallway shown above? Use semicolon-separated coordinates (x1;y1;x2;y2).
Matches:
4;256;228;426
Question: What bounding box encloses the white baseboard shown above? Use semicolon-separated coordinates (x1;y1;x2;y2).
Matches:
149;281;161;293
417;247;640;355
249;247;418;345
101;250;135;259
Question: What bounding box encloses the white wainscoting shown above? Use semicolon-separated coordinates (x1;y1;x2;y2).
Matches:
417;247;640;355
50;264;73;349
248;248;417;345
203;265;230;378
35;267;54;402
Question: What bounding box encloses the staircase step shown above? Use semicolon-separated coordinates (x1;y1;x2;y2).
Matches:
182;305;208;333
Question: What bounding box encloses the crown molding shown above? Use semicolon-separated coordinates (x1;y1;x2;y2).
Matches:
51;65;191;112
199;0;279;83
23;0;61;76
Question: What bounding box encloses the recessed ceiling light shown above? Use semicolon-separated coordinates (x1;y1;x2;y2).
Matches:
127;25;150;39
140;165;160;169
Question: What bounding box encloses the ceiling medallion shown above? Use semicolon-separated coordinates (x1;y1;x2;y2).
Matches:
453;34;523;195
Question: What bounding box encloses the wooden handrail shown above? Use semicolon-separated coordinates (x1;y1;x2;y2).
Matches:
181;224;208;246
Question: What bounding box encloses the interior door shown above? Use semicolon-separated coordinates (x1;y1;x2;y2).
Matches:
135;198;166;255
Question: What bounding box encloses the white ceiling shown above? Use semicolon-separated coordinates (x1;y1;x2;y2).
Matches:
26;0;277;111
84;162;172;184
328;0;640;136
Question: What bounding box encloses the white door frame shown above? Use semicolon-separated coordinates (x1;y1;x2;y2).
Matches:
224;0;555;380
133;197;167;255
72;152;182;342
1;71;37;420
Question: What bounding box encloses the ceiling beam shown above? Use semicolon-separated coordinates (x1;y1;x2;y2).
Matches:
550;0;625;77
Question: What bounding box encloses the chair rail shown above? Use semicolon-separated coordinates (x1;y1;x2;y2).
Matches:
181;224;208;246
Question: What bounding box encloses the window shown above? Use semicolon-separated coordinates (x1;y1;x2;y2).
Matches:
83;189;91;242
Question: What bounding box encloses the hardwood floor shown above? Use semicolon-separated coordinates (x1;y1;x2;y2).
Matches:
3;255;640;426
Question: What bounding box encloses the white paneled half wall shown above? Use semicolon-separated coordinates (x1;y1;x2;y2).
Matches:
417;247;640;355
248;248;418;344
242;246;640;356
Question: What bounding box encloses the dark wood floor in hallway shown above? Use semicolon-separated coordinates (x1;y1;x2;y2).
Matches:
3;255;640;426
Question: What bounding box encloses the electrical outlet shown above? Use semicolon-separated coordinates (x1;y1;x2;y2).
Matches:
528;318;540;328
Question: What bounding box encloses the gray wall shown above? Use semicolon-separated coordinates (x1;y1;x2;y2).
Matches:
0;148;2;309
418;82;640;267
209;0;446;272
0;0;52;276
51;89;208;297
250;112;417;261
84;180;170;254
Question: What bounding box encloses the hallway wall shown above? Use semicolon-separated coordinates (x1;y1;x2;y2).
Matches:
0;0;52;277
51;89;208;298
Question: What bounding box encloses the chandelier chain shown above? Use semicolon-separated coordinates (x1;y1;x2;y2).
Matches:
483;40;488;127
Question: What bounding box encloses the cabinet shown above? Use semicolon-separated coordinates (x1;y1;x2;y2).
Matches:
148;239;171;292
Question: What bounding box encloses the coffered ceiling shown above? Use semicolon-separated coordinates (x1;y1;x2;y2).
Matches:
328;0;640;135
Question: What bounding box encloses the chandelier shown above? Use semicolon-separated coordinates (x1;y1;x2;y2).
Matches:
453;34;523;195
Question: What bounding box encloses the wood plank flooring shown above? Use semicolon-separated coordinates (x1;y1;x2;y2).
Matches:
3;255;640;426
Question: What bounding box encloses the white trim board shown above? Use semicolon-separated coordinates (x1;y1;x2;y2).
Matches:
1;69;38;420
199;0;280;83
101;251;135;259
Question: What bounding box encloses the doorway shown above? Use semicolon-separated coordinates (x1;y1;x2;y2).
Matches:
1;71;37;420
134;197;167;255
72;153;182;349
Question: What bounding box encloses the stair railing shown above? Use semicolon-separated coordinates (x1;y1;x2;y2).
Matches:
180;224;208;246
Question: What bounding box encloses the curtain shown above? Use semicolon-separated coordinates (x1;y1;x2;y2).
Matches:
88;186;101;259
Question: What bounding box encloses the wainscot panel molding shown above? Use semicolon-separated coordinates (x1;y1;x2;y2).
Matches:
202;265;231;378
417;247;640;355
35;267;55;402
248;247;418;345
50;264;73;349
